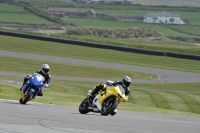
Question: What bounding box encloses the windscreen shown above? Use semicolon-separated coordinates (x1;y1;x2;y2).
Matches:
118;85;125;94
33;73;45;82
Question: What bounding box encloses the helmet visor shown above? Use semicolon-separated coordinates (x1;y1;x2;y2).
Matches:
123;81;130;88
43;68;49;73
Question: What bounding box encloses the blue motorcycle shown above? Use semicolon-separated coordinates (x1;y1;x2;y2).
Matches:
19;73;45;104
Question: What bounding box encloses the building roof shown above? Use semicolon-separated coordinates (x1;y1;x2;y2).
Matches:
144;12;180;18
48;7;88;13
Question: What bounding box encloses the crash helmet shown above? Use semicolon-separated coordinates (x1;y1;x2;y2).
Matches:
122;76;131;88
42;64;50;74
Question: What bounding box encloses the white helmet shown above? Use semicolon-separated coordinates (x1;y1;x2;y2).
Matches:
42;64;50;74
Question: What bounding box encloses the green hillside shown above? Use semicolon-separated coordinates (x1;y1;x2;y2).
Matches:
0;3;55;24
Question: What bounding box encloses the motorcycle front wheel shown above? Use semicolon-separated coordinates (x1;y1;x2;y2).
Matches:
101;99;118;116
22;90;33;104
19;98;23;104
79;98;90;114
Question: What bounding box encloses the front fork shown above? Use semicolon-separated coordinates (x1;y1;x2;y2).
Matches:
105;96;118;106
20;83;29;100
20;90;35;101
20;91;25;100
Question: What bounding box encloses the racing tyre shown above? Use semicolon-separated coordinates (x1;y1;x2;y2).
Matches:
110;111;117;116
19;98;23;104
22;90;33;104
79;98;90;114
101;99;118;116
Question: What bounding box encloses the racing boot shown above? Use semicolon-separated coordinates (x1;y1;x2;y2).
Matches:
37;91;43;96
20;83;29;92
88;84;106;102
19;82;25;91
87;90;94;103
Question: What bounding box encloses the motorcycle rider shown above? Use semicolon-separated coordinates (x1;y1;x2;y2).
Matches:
88;75;131;103
20;64;51;96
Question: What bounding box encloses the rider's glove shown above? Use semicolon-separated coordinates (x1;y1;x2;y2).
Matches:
27;74;32;78
44;84;50;88
112;83;117;86
106;80;117;86
106;80;113;86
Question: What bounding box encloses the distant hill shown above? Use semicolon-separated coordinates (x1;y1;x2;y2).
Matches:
132;0;200;7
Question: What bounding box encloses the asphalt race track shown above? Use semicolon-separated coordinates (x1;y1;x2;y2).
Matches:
0;50;200;133
0;99;200;133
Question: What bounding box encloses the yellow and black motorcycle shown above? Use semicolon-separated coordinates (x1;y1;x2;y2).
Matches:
79;85;127;116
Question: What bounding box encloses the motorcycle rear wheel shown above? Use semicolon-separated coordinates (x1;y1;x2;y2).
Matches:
22;90;33;104
79;98;90;114
101;99;118;116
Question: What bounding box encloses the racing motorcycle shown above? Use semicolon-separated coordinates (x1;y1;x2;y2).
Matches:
79;85;127;116
19;73;45;104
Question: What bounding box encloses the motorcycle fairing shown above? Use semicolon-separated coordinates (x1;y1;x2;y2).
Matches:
29;73;44;88
21;73;44;101
98;86;127;105
92;95;101;111
29;87;39;98
92;86;127;111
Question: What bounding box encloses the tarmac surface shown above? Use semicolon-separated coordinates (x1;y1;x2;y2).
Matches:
0;99;200;133
0;50;200;133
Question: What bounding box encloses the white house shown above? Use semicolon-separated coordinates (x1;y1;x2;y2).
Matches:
143;12;184;24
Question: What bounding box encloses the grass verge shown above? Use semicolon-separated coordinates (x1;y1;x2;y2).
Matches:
0;80;200;116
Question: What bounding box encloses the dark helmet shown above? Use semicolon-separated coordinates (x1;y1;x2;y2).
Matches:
42;64;50;74
122;76;131;88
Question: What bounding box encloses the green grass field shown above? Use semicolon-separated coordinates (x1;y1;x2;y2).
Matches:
168;25;200;35
0;13;55;24
0;3;24;12
1;35;200;73
0;3;55;24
